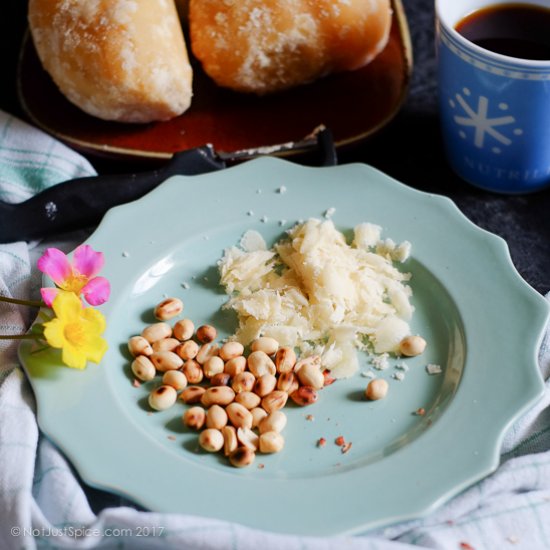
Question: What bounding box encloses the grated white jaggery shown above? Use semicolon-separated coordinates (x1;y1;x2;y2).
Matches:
218;219;414;378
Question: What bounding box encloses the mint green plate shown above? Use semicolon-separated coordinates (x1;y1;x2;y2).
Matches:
19;158;549;536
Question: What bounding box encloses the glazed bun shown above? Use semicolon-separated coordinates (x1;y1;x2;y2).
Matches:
28;0;193;123
189;0;392;94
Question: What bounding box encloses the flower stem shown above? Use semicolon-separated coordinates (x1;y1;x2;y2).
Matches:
0;295;44;308
30;344;50;355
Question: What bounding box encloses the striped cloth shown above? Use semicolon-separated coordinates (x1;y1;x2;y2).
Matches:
1;109;550;550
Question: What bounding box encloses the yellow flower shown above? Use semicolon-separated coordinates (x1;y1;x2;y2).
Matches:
43;291;108;370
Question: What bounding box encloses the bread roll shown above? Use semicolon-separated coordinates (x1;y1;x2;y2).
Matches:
28;0;193;123
189;0;392;95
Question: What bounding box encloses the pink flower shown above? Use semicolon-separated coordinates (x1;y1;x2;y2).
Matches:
38;245;111;307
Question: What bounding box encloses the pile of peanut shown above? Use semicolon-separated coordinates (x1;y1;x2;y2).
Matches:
128;297;428;467
127;297;331;468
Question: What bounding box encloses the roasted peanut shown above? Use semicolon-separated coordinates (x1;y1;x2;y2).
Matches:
229;446;255;468
150;351;183;372
128;335;153;357
152;337;180;353
231;371;256;393
173;318;194;341
201;386;236;407
399;335;427;357
176;340;199;360
210;372;231;386
290;386;318;406
179;385;206;404
295;354;322;371
323;370;336;386
219;341;244;361
365;378;389;401
162;370;188;391
253;373;277;397
183;406;206;429
154;297;183;321
247;351;276;377
276;371;299;394
237;427;259;451
235;391;261;410
196;324;217;343
250;336;279;356
224;356;247;377
250;407;268;429
142;322;172;343
199;429;224;452
222;425;238;456
203;355;225;378
259;411;287;434
226;402;253;429
182;359;204;384
196;343;219;365
148;385;177;411
131;355;156;382
261;390;288;413
296;360;324;390
259;431;285;453
206;404;229;430
275;346;296;373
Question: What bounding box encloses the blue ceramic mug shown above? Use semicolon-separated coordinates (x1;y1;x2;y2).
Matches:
436;0;550;193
